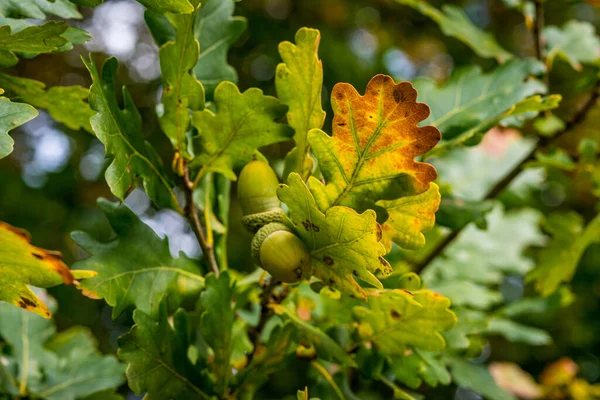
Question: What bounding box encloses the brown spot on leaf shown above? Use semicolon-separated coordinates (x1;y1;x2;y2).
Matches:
312;224;320;232
323;256;334;266
32;253;43;260
402;289;414;297
302;220;312;231
390;310;400;320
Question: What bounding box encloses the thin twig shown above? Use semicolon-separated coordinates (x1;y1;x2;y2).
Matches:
311;360;346;400
413;81;600;275
183;166;220;276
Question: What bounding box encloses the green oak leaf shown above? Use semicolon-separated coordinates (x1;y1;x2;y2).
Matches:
486;318;551;346
436;196;494;231
72;199;204;319
424;206;545;308
0;294;124;400
271;304;356;367
391;349;451;389
394;0;512;62
146;1;205;158
447;357;516;400
118;304;212;400
36;327;125;400
0;0;82;20
278;173;392;300
236;323;297;394
527;212;600;296
190;81;293;180
378;183;440;251
193;0;246;97
66;0;104;6
308;74;440;215
0;72;93;132
353;289;456;355
0;95;37;159
0;221;94;318
276;27;326;180
544;20;600;71
415;59;559;154
83;56;182;211
136;0;194;14
199;272;235;395
0;21;69;67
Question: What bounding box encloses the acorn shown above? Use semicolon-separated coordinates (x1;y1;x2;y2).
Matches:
238;160;285;232
251;222;312;283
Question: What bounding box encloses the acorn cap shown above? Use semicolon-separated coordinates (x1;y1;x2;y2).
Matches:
237;160;281;216
242;208;285;233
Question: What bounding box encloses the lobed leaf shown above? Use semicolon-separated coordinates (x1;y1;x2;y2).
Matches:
193;0;246;97
276;27;326;179
278;173;391;300
199;272;235;395
0;72;93;132
0;222;95;318
378;182;440;251
83;56;182;211
0;21;69;67
190;81;293;180
118;304;211;399
271;303;356;367
447;357;517;400
136;0;194;14
0;0;81;21
72;199;204;319
0;94;37;159
527;212;600;296
0;294;124;400
308;74;440;215
394;0;512;62
391;349;451;389
415;59;557;154
544;20;600;71
353;289;456;355
146;0;205;158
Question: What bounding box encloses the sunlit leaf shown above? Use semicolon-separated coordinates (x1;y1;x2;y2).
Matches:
415;59;558;154
276;27;326;180
271;303;356;367
0;72;93;132
72;199;204;319
136;0;194;14
544;21;600;71
118;304;212;399
199;272;235;395
394;0;512;62
0;94;37;159
146;0;205;158
193;0;246;97
190;81;293;180
378;183;440;251
489;362;543;400
0;222;95;318
83;56;182;211
353;289;456;355
308;74;439;216
527;212;600;296
278;173;391;300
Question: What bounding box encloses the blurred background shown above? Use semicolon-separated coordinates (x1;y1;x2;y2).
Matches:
1;0;599;398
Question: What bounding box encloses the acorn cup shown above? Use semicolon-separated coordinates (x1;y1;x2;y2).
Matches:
238;161;312;283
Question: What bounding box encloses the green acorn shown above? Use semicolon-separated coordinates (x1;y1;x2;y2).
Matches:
251;223;312;283
237;160;285;232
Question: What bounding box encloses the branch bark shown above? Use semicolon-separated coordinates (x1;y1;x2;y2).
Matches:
183;166;220;277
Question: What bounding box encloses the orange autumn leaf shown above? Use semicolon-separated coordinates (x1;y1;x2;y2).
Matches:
307;74;440;250
0;221;96;318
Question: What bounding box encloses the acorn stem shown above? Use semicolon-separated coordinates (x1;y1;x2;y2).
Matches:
184;166;220;277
